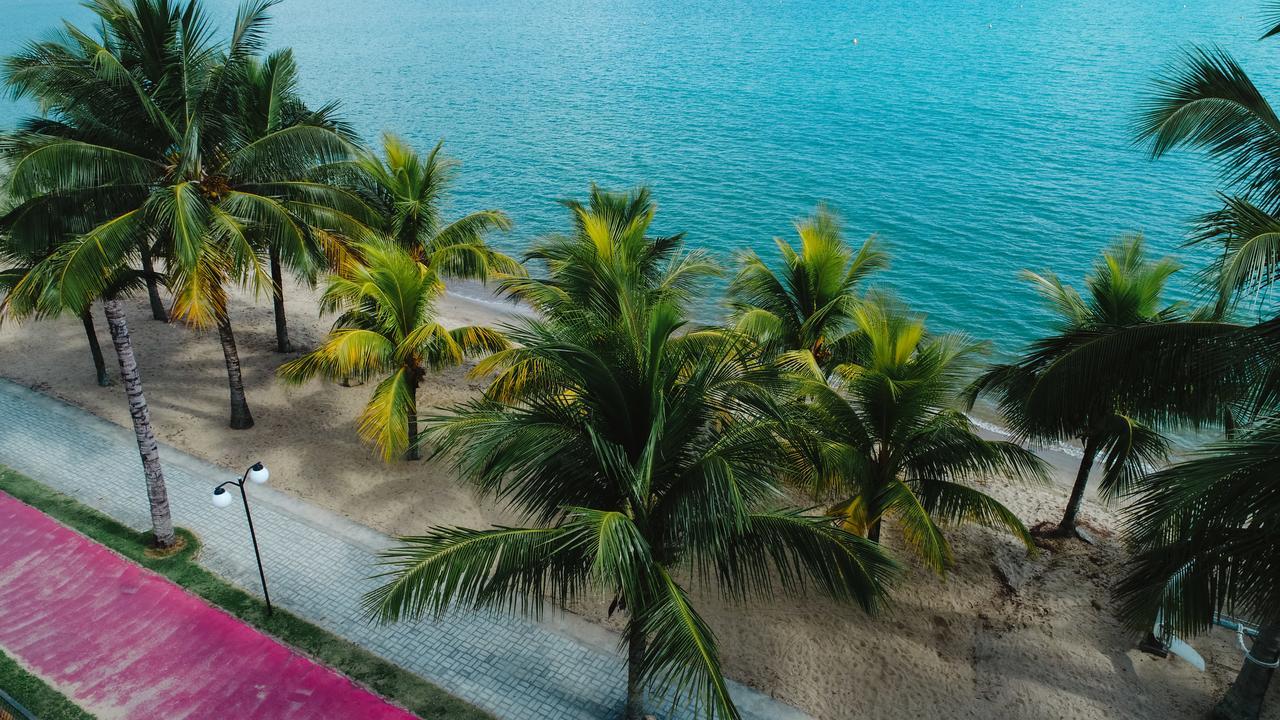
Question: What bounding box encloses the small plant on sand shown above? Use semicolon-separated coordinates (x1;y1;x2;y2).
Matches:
279;241;508;460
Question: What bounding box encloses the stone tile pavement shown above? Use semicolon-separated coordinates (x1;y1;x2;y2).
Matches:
0;380;810;720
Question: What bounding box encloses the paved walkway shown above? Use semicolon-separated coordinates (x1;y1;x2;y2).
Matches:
0;380;807;720
0;491;418;720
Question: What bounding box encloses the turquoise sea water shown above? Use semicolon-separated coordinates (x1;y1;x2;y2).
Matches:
4;0;1278;352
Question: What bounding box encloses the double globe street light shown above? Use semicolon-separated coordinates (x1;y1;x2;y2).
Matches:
212;462;274;615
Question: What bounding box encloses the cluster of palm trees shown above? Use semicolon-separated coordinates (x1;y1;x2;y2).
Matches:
2;1;1279;719
0;1;517;542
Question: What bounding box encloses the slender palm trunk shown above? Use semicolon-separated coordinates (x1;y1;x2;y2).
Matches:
138;244;168;322
625;622;648;720
1055;436;1099;537
102;298;175;548
269;245;291;353
216;313;254;430
405;367;421;461
81;306;111;387
1212;623;1279;720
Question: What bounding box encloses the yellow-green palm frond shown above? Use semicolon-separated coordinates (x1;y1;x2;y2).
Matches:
167;245;230;329
358;368;415;461
277;328;396;385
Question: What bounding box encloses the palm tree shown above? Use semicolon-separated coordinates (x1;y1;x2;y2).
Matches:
278;241;508;461
790;297;1045;570
1116;422;1280;720
498;184;716;321
1118;13;1280;715
727;204;886;368
366;282;896;720
969;237;1183;537
0;170;108;386
9;249;176;547
236;49;367;354
1;0;367;429
335;134;519;281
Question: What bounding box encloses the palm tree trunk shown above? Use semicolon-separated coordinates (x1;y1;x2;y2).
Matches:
405;368;421;461
138;244;168;322
102;298;175;548
625;622;648;720
868;519;883;543
216;313;254;430
1212;623;1279;720
269;245;291;353
81;306;111;387
1055;436;1099;537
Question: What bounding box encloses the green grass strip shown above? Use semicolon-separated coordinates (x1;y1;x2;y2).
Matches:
0;649;95;720
0;467;493;720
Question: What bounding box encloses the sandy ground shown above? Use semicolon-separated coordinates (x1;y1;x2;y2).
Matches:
0;277;1274;720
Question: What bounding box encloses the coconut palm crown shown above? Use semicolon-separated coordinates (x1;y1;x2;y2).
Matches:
728;204;886;368
499;184;718;321
334;133;521;281
791;296;1046;570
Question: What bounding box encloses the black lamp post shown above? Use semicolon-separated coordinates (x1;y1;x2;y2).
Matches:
212;462;273;615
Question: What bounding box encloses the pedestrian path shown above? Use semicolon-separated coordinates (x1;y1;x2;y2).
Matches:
0;491;419;720
0;380;808;720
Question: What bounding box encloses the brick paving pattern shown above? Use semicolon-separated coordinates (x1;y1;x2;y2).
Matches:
0;492;420;720
0;380;808;720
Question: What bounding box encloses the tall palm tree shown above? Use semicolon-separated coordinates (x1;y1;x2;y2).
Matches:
1116;422;1280;720
278;241;508;461
969;237;1182;537
335;134;519;282
728;204;886;368
367;282;896;720
791;297;1045;569
1;0;366;429
9;250;176;547
235;49;367;353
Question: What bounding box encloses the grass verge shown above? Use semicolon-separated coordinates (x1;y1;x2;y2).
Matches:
0;467;493;720
0;650;94;720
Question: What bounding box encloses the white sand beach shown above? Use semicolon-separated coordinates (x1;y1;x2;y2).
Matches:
0;280;1273;720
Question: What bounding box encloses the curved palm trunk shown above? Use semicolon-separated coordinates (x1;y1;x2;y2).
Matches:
102;298;175;548
81;306;111;387
868;519;883;543
269;245;291;353
138;244;169;322
1054;436;1099;537
1212;623;1279;720
625;622;648;720
216;313;254;430
405;367;421;461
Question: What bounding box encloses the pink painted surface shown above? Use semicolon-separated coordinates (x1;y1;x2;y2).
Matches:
0;492;420;720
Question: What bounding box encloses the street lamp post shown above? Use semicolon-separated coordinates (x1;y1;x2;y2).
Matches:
212;462;273;615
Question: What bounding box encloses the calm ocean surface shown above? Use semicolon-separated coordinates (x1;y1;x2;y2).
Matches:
4;0;1278;352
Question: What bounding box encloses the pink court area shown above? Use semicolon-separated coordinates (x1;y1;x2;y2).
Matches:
0;491;420;719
